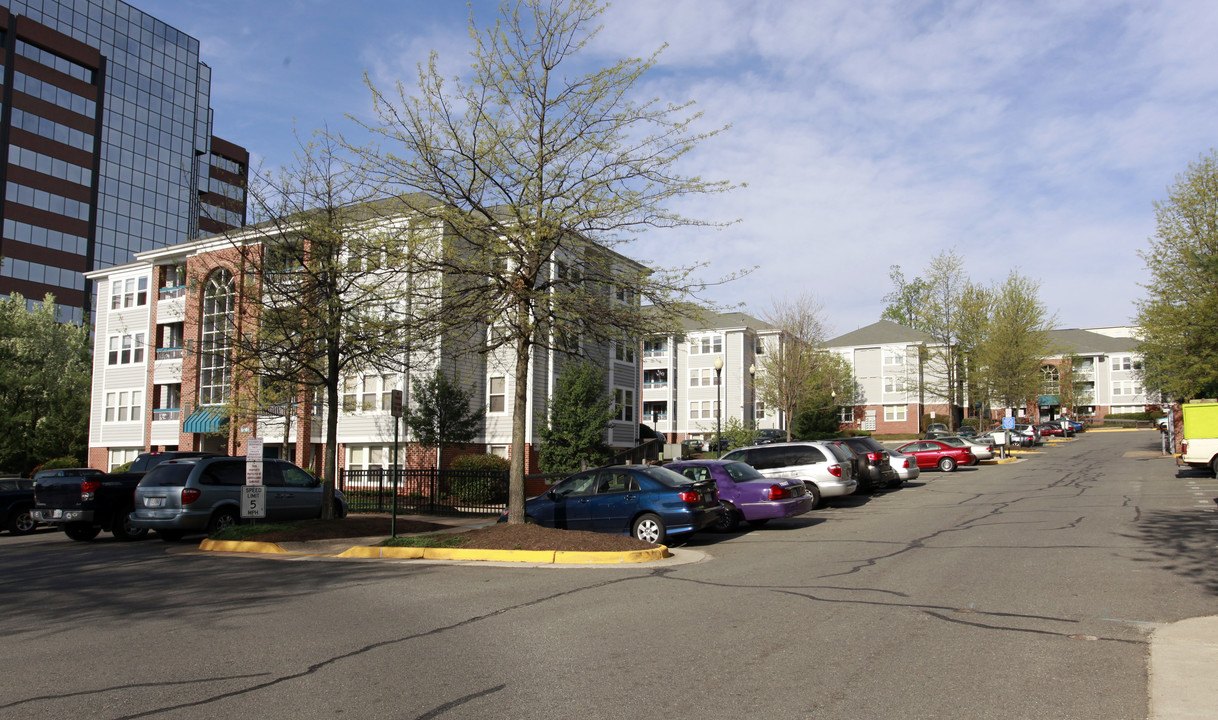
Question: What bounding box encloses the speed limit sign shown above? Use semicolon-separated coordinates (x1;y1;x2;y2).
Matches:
241;485;265;519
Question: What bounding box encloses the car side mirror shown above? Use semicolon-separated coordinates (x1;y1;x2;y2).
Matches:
547;489;558;500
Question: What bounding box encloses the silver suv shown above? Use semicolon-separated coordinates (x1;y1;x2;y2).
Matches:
130;457;347;540
720;441;858;505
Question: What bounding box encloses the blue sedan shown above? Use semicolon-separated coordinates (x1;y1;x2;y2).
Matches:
512;465;723;545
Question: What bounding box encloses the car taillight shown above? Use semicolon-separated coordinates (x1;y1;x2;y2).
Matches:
828;464;842;478
904;458;914;469
867;451;881;463
181;488;201;505
678;490;701;504
81;479;100;501
764;484;790;501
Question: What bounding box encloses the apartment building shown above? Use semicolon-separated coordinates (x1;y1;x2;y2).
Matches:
83;204;641;474
826;320;1152;433
641;312;784;444
0;0;247;323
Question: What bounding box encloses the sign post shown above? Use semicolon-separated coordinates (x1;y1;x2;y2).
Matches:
390;389;403;538
243;437;265;520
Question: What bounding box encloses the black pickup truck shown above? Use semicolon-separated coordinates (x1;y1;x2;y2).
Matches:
2;477;38;535
32;452;222;541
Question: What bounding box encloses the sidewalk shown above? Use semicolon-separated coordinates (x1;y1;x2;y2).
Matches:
1149;615;1218;719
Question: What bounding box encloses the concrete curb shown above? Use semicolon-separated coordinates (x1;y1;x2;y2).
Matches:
1149;615;1218;719
199;538;670;564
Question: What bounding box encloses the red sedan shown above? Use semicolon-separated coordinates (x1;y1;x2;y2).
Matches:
895;440;976;472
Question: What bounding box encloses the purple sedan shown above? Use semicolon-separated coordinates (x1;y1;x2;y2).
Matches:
665;459;815;532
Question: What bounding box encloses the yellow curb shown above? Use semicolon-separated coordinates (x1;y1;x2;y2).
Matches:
202;539;669;564
422;547;557;563
556;547;669;564
980;457;1021;464
199;539;290;554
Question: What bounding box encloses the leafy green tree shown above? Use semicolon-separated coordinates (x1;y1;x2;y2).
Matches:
973;271;1056;414
719;416;756;452
351;0;739;522
0;293;91;474
226;133;422;517
914;250;979;429
757;293;841;441
539;361;614;472
403;369;484;469
1135;150;1218;399
880;265;930;330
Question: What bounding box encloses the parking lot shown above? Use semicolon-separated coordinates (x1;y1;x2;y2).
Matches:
2;430;1215;719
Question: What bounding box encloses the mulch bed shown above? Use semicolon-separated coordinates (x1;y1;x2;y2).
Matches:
237;515;658;552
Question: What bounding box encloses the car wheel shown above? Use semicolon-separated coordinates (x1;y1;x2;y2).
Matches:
157;530;185;542
888;476;904;490
111;508;149;541
714;501;740;532
63;523;100;542
632;513;666;545
6;506;36;535
805;482;822;510
207;508;238;535
938;457;957;472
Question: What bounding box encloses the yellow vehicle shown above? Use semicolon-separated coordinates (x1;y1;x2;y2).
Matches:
1178;402;1218;476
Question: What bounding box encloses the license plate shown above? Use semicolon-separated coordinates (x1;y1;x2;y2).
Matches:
52;509;62;519
147;497;164;507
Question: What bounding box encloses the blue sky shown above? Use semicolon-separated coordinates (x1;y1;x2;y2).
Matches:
137;0;1218;336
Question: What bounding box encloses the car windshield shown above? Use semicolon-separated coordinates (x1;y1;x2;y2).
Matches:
723;462;765;481
640;466;696;487
137;462;197;487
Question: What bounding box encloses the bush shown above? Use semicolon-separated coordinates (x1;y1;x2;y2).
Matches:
451;453;510;471
34;456;85;473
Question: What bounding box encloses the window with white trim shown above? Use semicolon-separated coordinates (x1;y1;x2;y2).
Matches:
689;400;718;419
346;445;393;470
103;390;143;423
106;333;146;365
342;374;401;412
756;401;766;419
643;339;667;357
489;376;506;413
883;349;905;366
1112;380;1143;397
198;269;234;406
110;276;148;309
688;334;723;355
839;406;854;423
614;340;636;363
108;447;140;472
883;376;906;393
689;368;720;387
884;405;907;422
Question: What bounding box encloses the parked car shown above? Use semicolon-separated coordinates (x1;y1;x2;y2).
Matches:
894;440;976;472
934;436;993;462
753;428;787;445
956;425;978;438
720;441;859;502
130;457;348;540
1;478;37;535
924;428;954;440
887;450;921;482
666;459;815;532
33;452;224;541
831;436;900;491
507;464;722;544
926;423;949;434
680;439;705;457
1038;423;1071;438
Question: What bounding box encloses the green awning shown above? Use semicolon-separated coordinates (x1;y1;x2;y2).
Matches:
182;406;227;433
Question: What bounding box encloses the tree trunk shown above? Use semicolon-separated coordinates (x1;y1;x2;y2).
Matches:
507;312;532;524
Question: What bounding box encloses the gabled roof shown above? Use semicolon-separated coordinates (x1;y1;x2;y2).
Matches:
825;319;933;348
1048;328;1137;355
677;311;775;333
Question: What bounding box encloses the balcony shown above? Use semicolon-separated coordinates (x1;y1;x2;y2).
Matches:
152;408;181;422
158;285;186;300
156;347;184;360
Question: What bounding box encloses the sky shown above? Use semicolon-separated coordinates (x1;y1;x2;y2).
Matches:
137;0;1218;338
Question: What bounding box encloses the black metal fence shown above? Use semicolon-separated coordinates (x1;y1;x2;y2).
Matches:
338;468;508;516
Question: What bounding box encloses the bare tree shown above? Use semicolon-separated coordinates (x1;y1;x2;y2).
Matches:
346;0;741;523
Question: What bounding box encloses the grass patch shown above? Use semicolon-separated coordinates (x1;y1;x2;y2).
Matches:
210;522;301;541
380;532;470;548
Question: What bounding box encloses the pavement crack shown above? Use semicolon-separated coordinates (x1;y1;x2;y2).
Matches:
412;684;507;720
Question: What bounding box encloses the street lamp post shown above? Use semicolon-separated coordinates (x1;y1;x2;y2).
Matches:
715;356;724;454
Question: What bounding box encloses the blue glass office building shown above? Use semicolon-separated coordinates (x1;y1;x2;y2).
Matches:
0;0;247;322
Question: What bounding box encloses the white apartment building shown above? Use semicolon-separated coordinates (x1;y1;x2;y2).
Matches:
641;312;783;443
84;207;642;475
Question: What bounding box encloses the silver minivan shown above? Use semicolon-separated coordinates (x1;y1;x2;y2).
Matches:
720;441;859;505
130;457;347;540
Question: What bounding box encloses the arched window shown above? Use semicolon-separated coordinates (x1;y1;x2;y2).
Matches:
199;269;234;406
1041;364;1060;395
